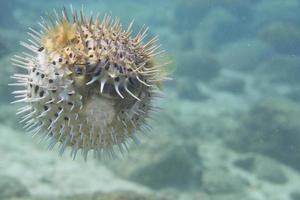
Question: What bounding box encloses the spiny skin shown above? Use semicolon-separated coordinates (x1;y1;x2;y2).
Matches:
11;7;168;160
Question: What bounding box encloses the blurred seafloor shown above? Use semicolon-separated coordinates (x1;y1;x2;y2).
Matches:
1;0;300;200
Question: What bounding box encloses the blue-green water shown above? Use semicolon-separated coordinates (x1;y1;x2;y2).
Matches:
1;0;300;200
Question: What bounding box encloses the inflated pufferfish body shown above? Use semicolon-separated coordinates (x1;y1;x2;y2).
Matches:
11;7;168;160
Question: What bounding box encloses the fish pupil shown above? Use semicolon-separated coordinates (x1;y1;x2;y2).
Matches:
74;65;83;75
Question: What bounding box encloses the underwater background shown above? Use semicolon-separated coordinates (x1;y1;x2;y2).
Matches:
1;0;300;199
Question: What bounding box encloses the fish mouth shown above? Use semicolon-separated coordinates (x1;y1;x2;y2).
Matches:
84;95;116;130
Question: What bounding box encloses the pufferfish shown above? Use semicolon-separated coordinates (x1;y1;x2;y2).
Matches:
10;7;169;160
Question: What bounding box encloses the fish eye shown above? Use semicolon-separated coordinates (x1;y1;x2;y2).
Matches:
74;65;83;75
